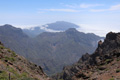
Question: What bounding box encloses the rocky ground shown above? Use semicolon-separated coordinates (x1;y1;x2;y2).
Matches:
72;57;120;80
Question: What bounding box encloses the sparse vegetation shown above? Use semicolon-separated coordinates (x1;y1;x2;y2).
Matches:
109;78;114;80
0;42;49;80
7;49;17;57
116;58;120;61
11;51;17;57
105;59;113;64
0;45;5;49
58;79;64;80
0;71;8;80
4;56;15;62
7;49;12;53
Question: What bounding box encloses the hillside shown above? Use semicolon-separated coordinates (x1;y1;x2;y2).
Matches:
0;24;103;75
34;28;103;75
53;32;120;80
0;41;50;80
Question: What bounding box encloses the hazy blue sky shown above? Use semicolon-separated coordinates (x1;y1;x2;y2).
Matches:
0;0;120;36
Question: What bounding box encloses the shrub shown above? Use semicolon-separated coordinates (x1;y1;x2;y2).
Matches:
7;49;16;57
105;59;113;64
7;49;12;53
4;56;15;62
116;69;120;73
116;58;120;61
11;51;16;57
0;46;5;49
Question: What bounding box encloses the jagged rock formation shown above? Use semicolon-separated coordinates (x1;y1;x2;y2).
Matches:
54;32;120;80
0;41;50;80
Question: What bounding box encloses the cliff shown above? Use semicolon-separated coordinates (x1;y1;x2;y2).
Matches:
54;32;120;80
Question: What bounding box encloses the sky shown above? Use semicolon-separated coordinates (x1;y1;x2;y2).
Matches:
0;0;120;36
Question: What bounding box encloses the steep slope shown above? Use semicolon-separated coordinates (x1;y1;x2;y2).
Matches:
54;32;120;80
0;41;50;80
0;24;103;75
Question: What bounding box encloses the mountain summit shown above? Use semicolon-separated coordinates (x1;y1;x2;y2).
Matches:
23;21;80;37
46;21;79;31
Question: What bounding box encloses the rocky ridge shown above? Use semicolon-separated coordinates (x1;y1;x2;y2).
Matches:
54;32;120;80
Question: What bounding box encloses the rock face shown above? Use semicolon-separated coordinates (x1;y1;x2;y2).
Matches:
0;41;50;80
54;32;120;80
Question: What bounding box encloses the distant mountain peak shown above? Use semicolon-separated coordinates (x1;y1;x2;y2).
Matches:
46;21;80;31
23;21;81;37
65;28;78;32
1;24;13;28
4;24;12;26
55;21;76;24
1;24;20;30
0;24;28;38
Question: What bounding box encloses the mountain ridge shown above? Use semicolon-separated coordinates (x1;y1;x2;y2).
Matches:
0;24;103;75
53;32;120;80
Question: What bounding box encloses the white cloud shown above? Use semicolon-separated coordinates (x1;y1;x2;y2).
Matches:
15;25;38;29
37;11;45;14
79;4;104;8
90;4;120;12
39;9;79;12
76;24;114;37
65;4;104;8
90;9;106;12
109;4;120;10
65;5;76;8
40;25;61;32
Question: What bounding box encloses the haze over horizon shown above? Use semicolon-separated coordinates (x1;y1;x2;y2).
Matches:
1;0;120;36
